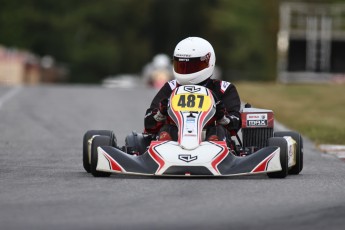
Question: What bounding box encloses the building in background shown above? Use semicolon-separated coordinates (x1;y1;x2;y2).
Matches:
0;45;67;85
278;2;345;83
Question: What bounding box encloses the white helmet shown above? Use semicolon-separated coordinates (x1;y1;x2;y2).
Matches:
173;37;215;85
152;54;170;68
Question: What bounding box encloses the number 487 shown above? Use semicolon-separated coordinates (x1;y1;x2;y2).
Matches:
177;95;204;108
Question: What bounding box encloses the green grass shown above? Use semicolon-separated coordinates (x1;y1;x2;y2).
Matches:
235;82;345;145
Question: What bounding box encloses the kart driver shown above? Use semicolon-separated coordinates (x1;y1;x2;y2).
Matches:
144;37;241;142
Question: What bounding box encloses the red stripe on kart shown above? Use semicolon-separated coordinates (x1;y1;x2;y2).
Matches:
211;141;229;174
176;111;183;144
149;142;166;173
103;151;123;172
170;89;183;144
197;90;214;143
251;153;275;173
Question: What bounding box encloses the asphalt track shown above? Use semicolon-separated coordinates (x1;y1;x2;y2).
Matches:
0;84;345;230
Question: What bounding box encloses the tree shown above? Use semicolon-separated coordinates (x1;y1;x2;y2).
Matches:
209;0;279;81
0;0;283;82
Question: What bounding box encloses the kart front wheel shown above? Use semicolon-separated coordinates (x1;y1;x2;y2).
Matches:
274;131;303;175
90;135;112;177
267;137;288;178
125;132;153;155
83;130;116;173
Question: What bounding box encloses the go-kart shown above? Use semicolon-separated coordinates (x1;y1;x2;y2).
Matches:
83;85;303;178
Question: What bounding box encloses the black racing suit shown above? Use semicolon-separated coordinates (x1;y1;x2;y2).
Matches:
144;78;241;141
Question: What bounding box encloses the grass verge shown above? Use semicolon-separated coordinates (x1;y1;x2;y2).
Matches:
235;82;345;145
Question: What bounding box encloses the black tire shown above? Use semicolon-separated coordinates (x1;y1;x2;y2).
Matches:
274;131;303;175
125;132;152;155
90;135;112;177
83;130;117;173
267;137;288;178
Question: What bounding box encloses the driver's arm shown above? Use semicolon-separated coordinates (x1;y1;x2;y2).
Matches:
144;83;173;134
222;84;241;131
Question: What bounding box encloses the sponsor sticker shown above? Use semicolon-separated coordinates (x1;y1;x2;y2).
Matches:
175;54;192;57
186;117;195;122
168;80;177;90
185;117;196;133
184;86;201;93
178;154;198;163
246;113;268;127
220;81;231;93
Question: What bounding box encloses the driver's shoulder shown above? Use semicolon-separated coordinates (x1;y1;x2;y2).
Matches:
167;79;178;90
209;79;232;94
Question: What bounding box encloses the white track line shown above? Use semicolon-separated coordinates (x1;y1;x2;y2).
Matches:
0;86;22;109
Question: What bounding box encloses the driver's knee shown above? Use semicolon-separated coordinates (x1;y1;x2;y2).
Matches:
158;124;178;141
206;125;226;141
158;131;172;141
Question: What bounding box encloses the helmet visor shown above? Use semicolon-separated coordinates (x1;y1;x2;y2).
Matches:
173;53;210;74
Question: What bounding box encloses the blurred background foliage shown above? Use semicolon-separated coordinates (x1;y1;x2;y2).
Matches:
0;0;343;83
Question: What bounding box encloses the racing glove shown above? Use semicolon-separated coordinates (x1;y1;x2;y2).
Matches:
215;101;226;120
154;98;168;122
215;101;231;126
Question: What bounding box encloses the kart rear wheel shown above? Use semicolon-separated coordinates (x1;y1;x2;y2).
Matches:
274;131;303;175
267;137;288;178
90;135;112;177
83;130;117;173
